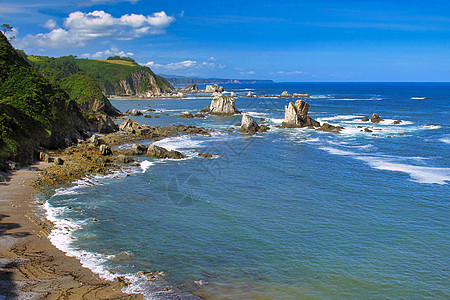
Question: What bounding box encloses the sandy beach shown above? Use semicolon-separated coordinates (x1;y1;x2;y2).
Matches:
0;162;143;299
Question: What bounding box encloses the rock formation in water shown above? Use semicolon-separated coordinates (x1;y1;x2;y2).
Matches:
209;95;240;115
176;83;200;93
280;91;292;97
239;115;270;134
316;123;344;133
180;111;194;118
146;144;186;159
205;84;224;93
371;113;383;123
281;100;320;128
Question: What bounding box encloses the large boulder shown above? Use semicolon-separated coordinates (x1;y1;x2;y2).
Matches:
205;84;224;93
239;115;260;134
316;123;343;133
92;115;119;133
131;144;148;155
127;109;143;116
146;144;186;159
119;119;152;135
180;111;194;118
281;100;320;128
99;145;113;156
209;95;240;116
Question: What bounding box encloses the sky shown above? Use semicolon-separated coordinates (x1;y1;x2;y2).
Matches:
1;0;450;81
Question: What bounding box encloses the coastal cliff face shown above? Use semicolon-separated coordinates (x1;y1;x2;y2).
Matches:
116;70;165;97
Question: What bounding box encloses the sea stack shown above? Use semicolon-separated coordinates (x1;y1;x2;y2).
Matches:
209;95;240;116
281;100;320;128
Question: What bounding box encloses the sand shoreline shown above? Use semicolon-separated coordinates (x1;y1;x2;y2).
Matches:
0;162;143;299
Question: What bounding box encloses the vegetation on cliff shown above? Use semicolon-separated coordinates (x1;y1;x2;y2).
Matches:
0;32;88;165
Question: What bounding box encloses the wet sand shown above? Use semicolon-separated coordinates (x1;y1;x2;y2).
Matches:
0;162;143;299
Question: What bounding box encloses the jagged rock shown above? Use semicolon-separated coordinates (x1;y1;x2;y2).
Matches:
205;84;224;93
198;152;213;158
281;100;320;128
119;119;151;135
361;117;369;122
131;144;148;155
99;145;113;156
239;115;260;134
146;144;186;159
230;92;237;97
176;92;184;98
93;115;119;133
55;157;64;165
245;91;253;97
371;114;383;123
280;91;292;97
180;111;194;118
194;112;206;118
117;155;134;164
209;95;240;115
316;123;343;133
234;123;241;126
364;127;373;132
144;114;152;118
258;125;270;133
176;84;200;93
293;93;310;98
393;120;402;124
200;106;210;113
127;109;143;116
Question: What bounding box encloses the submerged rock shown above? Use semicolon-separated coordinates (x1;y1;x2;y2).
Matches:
146;144;186;159
371;113;383;123
209;95;240;116
281;100;320;128
316;123;343;133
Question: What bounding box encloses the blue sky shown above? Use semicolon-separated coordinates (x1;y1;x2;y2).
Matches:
1;0;450;81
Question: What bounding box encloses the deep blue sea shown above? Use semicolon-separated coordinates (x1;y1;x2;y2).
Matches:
43;83;449;299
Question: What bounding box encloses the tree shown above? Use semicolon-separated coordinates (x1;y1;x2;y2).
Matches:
1;24;15;41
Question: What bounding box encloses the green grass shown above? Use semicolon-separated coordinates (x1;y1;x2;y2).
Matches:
98;59;138;67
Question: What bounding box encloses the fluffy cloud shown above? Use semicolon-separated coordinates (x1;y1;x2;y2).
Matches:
43;19;57;30
20;10;175;48
146;59;225;71
81;46;134;58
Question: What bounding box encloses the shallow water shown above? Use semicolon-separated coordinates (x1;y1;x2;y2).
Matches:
44;83;449;298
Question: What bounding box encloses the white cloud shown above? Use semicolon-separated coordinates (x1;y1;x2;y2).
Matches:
20;10;175;48
276;70;306;75
43;19;57;30
81;46;134;58
145;59;226;71
80;0;140;6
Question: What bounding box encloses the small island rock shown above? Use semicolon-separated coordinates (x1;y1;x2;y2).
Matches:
209;95;240;115
281;100;320;128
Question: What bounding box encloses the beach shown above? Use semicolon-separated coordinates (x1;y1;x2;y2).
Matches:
0;162;143;299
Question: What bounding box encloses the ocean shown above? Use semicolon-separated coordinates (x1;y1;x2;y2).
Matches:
42;82;449;299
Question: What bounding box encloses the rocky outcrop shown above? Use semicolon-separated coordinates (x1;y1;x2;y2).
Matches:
280;91;292;97
119;119;152;135
209;95;240;116
205;84;224;93
244;91;254;98
146;144;186;159
126;109;143;116
371;113;383;123
99;145;113;156
316;123;343;133
180;111;194;118
200;106;210;113
230;92;237;97
198;152;213;158
114;70;173;97
281;100;320;128
131;144;148;155
194;112;206;118
90;115;119;133
239;115;260;133
176;83;200;93
293;93;310;98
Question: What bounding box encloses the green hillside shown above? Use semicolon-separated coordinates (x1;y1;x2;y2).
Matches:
0;33;88;166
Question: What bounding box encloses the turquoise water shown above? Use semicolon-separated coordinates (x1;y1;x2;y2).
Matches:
45;83;449;299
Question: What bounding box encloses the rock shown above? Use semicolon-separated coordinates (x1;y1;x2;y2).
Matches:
92;115;119;133
364;127;373;133
361;117;370;122
7;161;18;170
245;91;253;97
209;95;240;115
393;120;402;124
200;106;210;113
39;152;51;162
154;115;160;118
281;100;320;128
55;158;64;165
176;92;184;98
146;144;186;159
127;109;143;116
119;119;152;135
99;145;113;156
234;123;241;126
180;111;194;118
230;92;237;97
117;155;134;164
198;152;213;158
316;123;343;133
144;114;152;118
176;83;200;93
259;118;265;122
371;113;383;123
239;115;260;134
194;112;206;118
293;93;310;98
280;91;292;97
131;144;148;155
146;108;156;112
205;84;224;93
